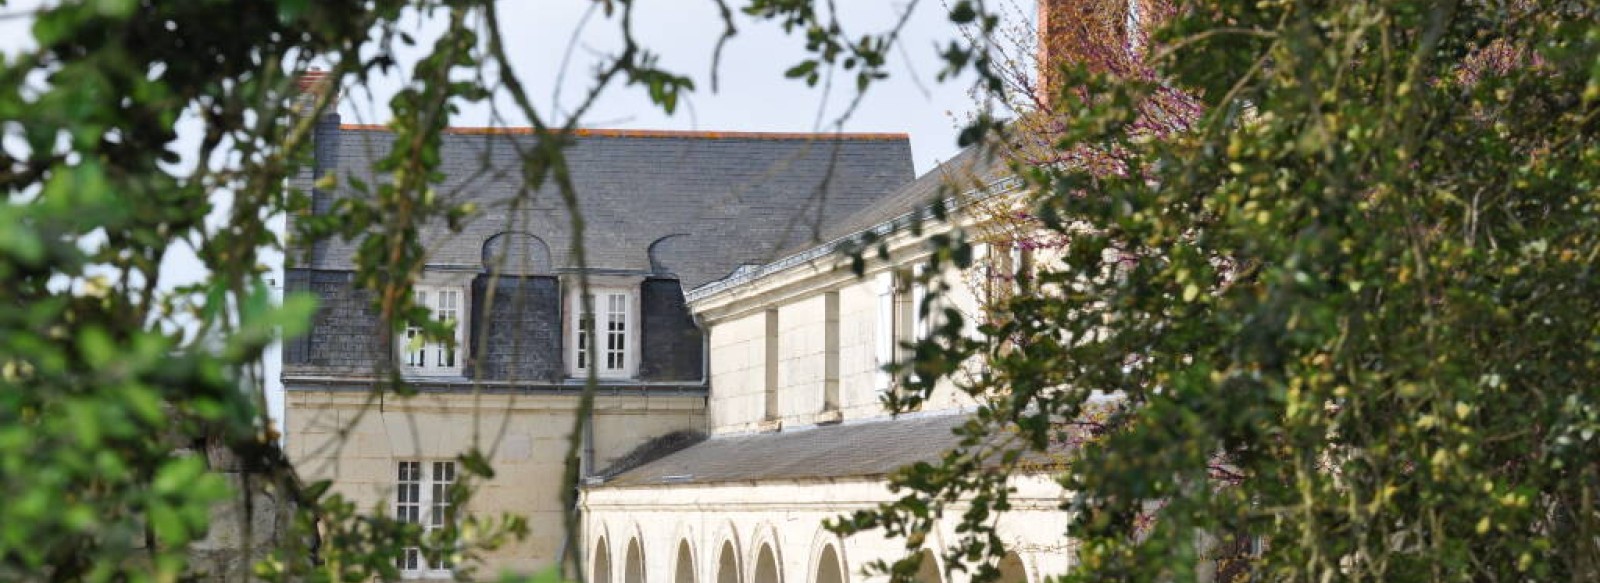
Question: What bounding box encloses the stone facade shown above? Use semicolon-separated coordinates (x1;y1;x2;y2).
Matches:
187;473;296;582
288;390;707;574
281;4;1171;578
279;119;1073;582
578;149;1078;583
583;476;1070;583
282;119;920;579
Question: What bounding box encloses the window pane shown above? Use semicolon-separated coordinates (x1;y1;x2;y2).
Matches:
432;485;446;526
405;328;423;367
605;293;626;371
398;547;418;570
577;310;593;370
401;287;467;372
430;461;455;529
397;461;421;527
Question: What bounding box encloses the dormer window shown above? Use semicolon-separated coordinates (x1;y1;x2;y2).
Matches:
402;285;465;375
570;289;636;378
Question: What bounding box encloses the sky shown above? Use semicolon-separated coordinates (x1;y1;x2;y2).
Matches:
0;0;1033;432
347;1;1011;173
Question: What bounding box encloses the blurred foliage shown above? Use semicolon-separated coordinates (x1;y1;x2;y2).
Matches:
0;0;1007;581
835;1;1600;581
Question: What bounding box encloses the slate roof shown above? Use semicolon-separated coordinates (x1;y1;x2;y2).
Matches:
309;125;915;288
597;412;974;487
815;144;1008;246
686;144;1017;301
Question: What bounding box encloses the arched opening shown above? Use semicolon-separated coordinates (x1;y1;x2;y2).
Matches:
716;541;740;583
593;537;612;583
814;545;844;583
625;538;646;583
996;552;1028;583
647;233;691;276
754;544;781;583
675;540;696;583
481;231;552;275
913;550;942;583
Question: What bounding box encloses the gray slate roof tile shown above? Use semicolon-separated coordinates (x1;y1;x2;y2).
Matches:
596;412;973;487
311;126;915;288
801;145;1009;253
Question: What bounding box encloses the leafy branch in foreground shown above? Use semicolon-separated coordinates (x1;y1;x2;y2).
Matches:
839;2;1600;582
1;0;1013;580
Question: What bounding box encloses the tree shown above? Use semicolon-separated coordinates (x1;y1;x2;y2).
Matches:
841;1;1600;581
0;1;1005;581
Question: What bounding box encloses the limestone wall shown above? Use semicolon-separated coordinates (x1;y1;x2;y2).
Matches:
285;389;705;577
707;314;768;431
186;473;295;582
581;476;1073;583
702;257;986;435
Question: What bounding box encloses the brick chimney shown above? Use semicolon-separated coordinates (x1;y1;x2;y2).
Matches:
288;67;341;268
1035;0;1157;104
294;67;339;113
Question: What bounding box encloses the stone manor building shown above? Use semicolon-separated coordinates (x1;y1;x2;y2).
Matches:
281;1;1158;580
278;102;1075;579
575;141;1077;583
280;109;1074;582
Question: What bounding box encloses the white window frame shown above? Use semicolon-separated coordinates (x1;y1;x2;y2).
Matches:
400;284;466;376
876;267;936;393
569;288;637;379
912;265;931;342
873;272;896;393
395;460;458;578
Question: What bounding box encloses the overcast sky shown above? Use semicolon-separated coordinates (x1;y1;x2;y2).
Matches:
353;2;1016;173
0;1;1027;167
0;0;1032;431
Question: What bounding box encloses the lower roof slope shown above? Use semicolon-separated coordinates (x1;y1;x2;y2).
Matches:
591;411;1064;488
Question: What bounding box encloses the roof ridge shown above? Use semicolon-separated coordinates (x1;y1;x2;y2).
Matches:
337;124;908;141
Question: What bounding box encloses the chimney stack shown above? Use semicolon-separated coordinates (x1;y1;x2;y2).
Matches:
294;67;339;113
289;67;341;268
1035;0;1154;104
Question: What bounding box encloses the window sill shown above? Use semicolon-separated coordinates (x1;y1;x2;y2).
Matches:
565;375;638;383
400;370;466;380
399;573;455;581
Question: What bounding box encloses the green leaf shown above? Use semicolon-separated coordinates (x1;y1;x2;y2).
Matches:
77;326;115;370
152;457;207;496
147;501;188;545
785;60;818;80
949;2;976;23
458;448;496;479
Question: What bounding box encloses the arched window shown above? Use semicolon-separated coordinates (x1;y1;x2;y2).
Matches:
594;538;612;583
481;232;552;276
675;541;696;583
625;538;646;583
813;545;844;583
754;544;781;583
716;541;740;583
647;233;690;276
